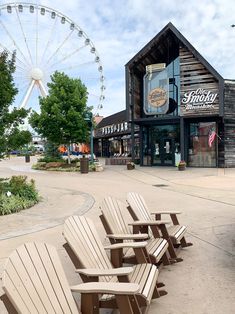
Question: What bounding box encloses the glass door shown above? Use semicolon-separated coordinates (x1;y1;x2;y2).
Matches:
152;138;175;166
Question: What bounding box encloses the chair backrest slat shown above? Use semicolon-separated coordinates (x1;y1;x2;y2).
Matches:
127;192;152;221
102;197;131;235
2;242;79;314
64;216;113;274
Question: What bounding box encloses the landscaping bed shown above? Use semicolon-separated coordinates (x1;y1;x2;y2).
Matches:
0;176;40;215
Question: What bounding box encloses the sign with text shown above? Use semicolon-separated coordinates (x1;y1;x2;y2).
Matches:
182;88;218;110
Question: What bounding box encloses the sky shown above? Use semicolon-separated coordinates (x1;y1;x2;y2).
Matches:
1;0;235;117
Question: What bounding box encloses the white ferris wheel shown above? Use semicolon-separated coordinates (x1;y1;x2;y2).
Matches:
0;2;105;113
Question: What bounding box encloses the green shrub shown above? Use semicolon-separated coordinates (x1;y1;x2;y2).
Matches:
0;176;40;215
37;156;64;163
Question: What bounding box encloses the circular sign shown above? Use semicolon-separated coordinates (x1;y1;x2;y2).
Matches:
148;87;167;107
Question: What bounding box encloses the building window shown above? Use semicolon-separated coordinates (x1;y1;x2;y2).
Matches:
188;122;216;167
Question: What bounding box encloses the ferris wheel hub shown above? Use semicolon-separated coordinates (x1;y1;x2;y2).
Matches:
31;67;44;80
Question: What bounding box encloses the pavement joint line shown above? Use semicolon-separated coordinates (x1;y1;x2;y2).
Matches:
118;168;235;206
0;190;95;241
187;231;235;256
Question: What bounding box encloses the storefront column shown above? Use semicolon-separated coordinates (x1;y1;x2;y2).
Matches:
180;117;185;161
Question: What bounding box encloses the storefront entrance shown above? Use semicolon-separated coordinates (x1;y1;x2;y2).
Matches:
142;124;180;166
152;138;175;166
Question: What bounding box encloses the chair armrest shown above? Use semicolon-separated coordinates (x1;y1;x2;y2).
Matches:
71;282;139;295
76;267;133;277
128;220;170;226
107;233;149;240
150;211;182;215
104;241;148;250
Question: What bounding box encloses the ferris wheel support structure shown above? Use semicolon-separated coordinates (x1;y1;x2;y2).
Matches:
0;2;105;113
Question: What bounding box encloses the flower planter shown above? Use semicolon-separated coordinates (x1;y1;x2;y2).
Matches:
127;163;135;170
178;165;186;171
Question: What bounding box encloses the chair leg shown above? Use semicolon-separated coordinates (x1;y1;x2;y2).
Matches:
167;240;183;263
152;286;168;298
81;294;99;314
157;282;165;288
159;225;183;263
161;251;171;265
180;236;193;247
116;295;142;314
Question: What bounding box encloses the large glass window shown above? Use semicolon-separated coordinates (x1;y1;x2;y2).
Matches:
188;122;217;167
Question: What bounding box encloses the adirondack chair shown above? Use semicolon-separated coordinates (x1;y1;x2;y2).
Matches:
1;242;141;314
127;192;193;262
100;196;172;266
63;215;167;314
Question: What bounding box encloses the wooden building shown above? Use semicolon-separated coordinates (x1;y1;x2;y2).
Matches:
126;22;235;167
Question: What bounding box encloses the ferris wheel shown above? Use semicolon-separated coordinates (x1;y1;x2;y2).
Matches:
0;2;105;113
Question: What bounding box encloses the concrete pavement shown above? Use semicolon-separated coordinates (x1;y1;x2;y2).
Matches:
0;156;234;313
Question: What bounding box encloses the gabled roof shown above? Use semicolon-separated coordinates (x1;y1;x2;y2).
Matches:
96;110;127;128
125;22;223;81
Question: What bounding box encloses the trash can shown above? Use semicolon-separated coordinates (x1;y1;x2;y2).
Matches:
25;154;30;163
80;157;89;174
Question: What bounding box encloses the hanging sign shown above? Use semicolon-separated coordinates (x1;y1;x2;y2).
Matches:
144;64;169;115
182;88;218;110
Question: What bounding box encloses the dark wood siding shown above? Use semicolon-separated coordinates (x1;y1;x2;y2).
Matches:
180;47;220;116
224;81;235;167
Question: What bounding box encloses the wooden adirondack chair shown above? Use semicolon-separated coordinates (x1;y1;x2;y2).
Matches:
63;215;167;314
100;196;171;266
1;242;141;314
127;192;193;262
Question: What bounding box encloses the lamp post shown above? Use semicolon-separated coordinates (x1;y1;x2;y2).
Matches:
85;112;94;163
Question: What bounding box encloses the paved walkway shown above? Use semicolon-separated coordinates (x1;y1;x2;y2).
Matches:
0;156;234;313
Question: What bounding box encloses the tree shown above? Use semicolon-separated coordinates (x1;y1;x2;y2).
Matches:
0;51;31;158
29;71;91;163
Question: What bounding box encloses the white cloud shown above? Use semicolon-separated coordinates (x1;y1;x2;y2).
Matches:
1;0;235;116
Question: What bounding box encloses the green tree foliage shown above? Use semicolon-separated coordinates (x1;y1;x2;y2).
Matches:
0;51;31;157
30;71;90;143
29;71;91;162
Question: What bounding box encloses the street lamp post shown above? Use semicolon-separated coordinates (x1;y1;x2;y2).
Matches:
85;112;94;163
